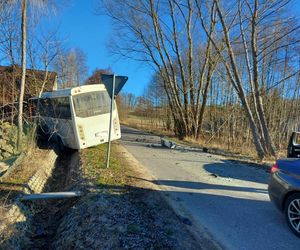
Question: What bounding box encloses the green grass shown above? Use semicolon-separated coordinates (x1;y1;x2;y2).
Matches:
81;143;127;188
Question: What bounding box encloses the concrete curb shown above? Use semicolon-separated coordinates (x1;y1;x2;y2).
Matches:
25;150;57;194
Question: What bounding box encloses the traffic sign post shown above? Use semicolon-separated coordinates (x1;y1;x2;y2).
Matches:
105;74;115;168
101;74;128;168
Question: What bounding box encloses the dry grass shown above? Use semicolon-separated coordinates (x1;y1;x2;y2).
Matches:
0;205;14;245
121;114;280;163
0;198;29;249
122;115;173;136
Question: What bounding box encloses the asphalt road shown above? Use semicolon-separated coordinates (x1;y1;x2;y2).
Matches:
120;125;299;250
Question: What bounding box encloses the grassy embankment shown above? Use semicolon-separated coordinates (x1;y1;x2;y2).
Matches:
80;142;132;188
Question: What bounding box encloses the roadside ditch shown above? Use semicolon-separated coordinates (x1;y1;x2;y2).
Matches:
23;151;81;249
1;143;204;250
0;148;82;249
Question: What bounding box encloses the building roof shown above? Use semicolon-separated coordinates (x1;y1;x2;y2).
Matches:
0;65;58;104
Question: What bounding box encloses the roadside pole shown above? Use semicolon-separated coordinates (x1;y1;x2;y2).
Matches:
106;74;115;168
101;74;127;169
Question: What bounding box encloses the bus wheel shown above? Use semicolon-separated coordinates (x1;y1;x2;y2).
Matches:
53;136;65;155
37;126;48;141
36;126;49;147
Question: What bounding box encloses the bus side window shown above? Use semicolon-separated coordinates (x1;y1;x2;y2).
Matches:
62;97;72;119
38;98;55;118
37;99;46;116
52;97;71;120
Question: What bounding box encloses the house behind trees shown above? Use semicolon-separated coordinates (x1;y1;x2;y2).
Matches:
0;65;57;120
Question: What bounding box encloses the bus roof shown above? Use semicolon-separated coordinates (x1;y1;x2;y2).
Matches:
35;84;108;99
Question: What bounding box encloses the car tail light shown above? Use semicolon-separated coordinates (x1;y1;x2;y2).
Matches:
271;163;279;173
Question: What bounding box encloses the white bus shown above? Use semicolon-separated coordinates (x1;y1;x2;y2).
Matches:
30;84;121;150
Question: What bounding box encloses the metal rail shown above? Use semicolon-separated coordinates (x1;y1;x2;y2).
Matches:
21;191;81;201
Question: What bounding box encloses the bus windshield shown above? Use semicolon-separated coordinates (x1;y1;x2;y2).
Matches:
72;91;112;118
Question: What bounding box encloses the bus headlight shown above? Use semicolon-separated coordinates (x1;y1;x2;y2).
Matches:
78;125;85;140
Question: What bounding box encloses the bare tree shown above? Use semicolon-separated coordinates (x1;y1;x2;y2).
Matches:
17;0;27;150
0;3;21;124
197;0;300;159
0;0;57;149
101;0;219;139
53;47;88;88
27;28;62;96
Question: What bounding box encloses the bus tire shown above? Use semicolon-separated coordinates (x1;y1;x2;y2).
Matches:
57;136;66;154
36;125;50;147
52;136;65;155
37;125;48;141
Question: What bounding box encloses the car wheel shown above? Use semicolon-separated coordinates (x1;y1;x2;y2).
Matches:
284;193;300;238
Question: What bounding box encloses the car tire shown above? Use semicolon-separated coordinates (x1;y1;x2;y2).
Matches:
284;193;300;238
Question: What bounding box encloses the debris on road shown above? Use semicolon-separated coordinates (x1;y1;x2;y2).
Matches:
161;137;177;149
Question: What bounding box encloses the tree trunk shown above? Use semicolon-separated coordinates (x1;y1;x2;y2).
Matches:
196;60;215;139
250;0;276;157
214;0;266;159
17;0;27;151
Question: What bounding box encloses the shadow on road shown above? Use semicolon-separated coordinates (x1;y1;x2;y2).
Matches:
130;176;267;194
203;160;269;184
122;177;300;249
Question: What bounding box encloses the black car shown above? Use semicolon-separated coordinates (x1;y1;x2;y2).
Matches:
268;157;300;238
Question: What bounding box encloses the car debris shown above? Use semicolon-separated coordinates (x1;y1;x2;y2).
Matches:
161;138;176;149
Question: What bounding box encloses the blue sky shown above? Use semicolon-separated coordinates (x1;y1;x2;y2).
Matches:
44;0;153;96
40;0;300;97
